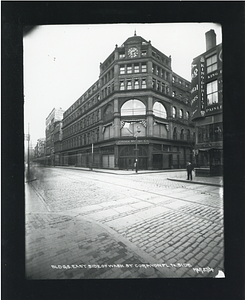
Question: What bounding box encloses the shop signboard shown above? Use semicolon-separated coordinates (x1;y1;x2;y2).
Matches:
190;55;205;120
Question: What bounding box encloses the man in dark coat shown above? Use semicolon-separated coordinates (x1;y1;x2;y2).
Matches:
186;162;194;180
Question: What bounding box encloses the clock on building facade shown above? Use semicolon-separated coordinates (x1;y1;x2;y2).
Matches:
128;47;139;58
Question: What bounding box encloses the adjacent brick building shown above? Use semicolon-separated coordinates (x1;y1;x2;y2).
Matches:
190;29;223;176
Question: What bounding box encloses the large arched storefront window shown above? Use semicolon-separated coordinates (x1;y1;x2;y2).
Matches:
153;102;167;119
121;99;146;116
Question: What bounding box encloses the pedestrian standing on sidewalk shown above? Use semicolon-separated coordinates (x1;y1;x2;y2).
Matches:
186;162;194;180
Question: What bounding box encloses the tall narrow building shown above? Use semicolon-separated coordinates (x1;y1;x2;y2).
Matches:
61;33;195;170
45;107;64;165
190;29;223;176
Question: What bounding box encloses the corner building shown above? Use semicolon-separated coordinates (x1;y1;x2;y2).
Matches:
190;30;223;176
61;33;195;170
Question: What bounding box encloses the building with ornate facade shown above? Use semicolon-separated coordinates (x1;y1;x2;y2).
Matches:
61;33;195;170
190;29;223;176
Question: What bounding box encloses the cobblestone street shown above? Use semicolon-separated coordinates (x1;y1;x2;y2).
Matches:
25;166;224;279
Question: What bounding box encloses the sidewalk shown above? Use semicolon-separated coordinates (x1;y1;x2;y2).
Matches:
167;176;223;187
54;165;185;175
53;165;223;186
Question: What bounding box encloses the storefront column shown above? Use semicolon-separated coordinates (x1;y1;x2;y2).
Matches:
114;98;120;138
148;144;153;170
114;144;119;169
147;96;154;137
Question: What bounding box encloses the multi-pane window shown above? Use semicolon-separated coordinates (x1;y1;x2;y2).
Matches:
120;81;125;90
141;63;147;72
162;83;165;93
173;106;176;118
134;79;139;89
121;99;146;116
156;81;160;91
152;78;156;89
127;65;132;74
127;80;132;90
153;102;167;119
119;53;125;59
141;50;147;56
134;64;139;73
141;79;146;89
206;54;217;74
207;80;218;105
179;109;183;118
172;91;176;97
120;66;125;74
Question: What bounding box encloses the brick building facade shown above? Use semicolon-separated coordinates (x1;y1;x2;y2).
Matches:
61;33;195;170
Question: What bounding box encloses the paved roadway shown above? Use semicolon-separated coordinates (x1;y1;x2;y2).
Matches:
25;167;224;279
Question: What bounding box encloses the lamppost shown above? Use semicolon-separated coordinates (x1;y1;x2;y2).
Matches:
91;132;94;171
134;126;141;173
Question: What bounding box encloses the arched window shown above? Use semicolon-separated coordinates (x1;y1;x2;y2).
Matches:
180;129;184;140
186;111;190;120
173;106;176;118
153;102;167;119
121;99;146;116
180;109;183;118
187;129;191;141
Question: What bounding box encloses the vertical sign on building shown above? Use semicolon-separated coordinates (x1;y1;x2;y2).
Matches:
190;58;199;119
190;56;206;120
217;45;223;104
200;56;205;114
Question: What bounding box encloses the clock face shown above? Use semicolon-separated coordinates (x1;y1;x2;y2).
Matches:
128;47;139;58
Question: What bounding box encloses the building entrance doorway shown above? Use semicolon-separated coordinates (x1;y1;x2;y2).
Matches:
152;153;170;169
153;154;162;169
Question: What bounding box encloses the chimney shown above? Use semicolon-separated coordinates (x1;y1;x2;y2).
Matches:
205;29;216;51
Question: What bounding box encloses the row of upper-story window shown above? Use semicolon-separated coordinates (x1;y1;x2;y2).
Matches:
119;62;147;74
172;75;190;89
63;128;100;150
172;107;190;120
173;127;195;141
152;63;171;81
63;100;191;139
120;99;190;121
101;82;114;99
101;68;114;85
63;110;101;138
64;82;100;118
171;89;189;104
63;94;101;127
119;78;148;90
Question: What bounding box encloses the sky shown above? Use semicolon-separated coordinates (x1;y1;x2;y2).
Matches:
23;23;222;145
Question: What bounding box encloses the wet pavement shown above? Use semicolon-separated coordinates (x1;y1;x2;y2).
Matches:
25;167;224;279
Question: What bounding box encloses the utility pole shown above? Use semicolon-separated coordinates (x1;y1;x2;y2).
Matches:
134;126;141;173
91;142;94;170
27;123;30;181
